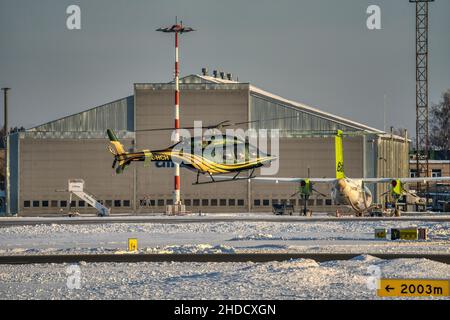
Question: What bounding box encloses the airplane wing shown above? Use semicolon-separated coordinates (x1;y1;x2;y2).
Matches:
361;177;450;184
251;177;337;183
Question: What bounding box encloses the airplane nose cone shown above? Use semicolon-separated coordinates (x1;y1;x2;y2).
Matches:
337;179;347;191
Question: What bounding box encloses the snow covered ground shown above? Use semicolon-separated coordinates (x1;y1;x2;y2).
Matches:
0;218;449;300
0;219;449;255
0;255;449;300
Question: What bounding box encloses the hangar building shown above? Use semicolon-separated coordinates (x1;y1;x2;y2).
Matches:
5;73;409;216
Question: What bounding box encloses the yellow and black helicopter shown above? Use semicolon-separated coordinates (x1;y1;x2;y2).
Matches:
107;118;288;184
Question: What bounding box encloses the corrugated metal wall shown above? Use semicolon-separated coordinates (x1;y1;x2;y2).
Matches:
376;135;409;203
30;96;134;133
249;94;358;134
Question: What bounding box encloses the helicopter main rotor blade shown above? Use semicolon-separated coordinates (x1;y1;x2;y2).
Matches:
136;116;300;133
136;127;194;132
136;116;379;134
229;116;301;127
135;120;232;132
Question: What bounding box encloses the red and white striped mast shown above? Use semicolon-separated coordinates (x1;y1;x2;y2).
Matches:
157;19;195;205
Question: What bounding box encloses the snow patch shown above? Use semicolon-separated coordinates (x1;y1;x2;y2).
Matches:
1;257;448;299
229;233;284;241
350;254;382;262
144;244;235;254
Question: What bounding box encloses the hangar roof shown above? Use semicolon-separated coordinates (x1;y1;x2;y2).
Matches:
24;74;391;138
191;74;383;134
25;96;135;139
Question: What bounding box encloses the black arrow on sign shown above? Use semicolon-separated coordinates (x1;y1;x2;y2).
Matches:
385;285;394;293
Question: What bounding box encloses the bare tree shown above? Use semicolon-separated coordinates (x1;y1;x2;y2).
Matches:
430;89;450;159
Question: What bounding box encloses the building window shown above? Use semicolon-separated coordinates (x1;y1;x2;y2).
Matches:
99;200;104;205
410;169;418;178
105;200;112;207
185;199;191;206
42;201;49;208
78;200;85;207
166;199;173;205
254;199;261;206
193;199;200;206
114;200;121;207
123;200;131;207
272;199;279;205
141;199;154;206
432;169;442;177
70;200;76;207
32;201;40;207
325;199;332;206
229;199;236;206
211;199;218;206
281;199;287;204
237;199;245;206
24;201;30;208
307;199;315;206
202;199;209;206
316;199;323;206
60;200;68;207
157;199;165;206
299;199;304;206
51;200;58;207
289;199;296;206
263;199;270;206
220;199;227;206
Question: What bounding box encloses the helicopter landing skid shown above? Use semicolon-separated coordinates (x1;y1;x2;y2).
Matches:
193;170;256;185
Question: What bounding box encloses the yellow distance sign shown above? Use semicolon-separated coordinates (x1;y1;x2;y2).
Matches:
128;238;138;252
377;279;449;297
375;228;387;239
399;229;418;240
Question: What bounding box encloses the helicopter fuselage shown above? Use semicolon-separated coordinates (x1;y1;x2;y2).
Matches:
116;148;274;175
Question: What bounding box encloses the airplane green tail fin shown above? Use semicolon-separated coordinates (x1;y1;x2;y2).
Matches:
335;130;345;179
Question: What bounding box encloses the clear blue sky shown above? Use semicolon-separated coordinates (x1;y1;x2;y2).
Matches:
1;0;449;134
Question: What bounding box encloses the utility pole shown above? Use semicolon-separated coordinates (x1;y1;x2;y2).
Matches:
2;87;10;214
156;19;195;213
409;0;434;200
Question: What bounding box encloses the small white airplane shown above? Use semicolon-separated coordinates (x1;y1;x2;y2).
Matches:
251;130;450;216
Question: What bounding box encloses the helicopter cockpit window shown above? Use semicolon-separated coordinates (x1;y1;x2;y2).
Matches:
200;135;241;164
236;148;246;162
248;144;259;160
223;148;235;162
174;137;202;155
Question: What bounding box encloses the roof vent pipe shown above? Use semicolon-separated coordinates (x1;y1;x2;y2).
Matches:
201;68;208;76
213;70;218;78
226;73;232;81
220;71;225;79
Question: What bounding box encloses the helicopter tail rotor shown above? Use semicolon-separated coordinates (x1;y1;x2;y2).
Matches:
107;129;131;174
